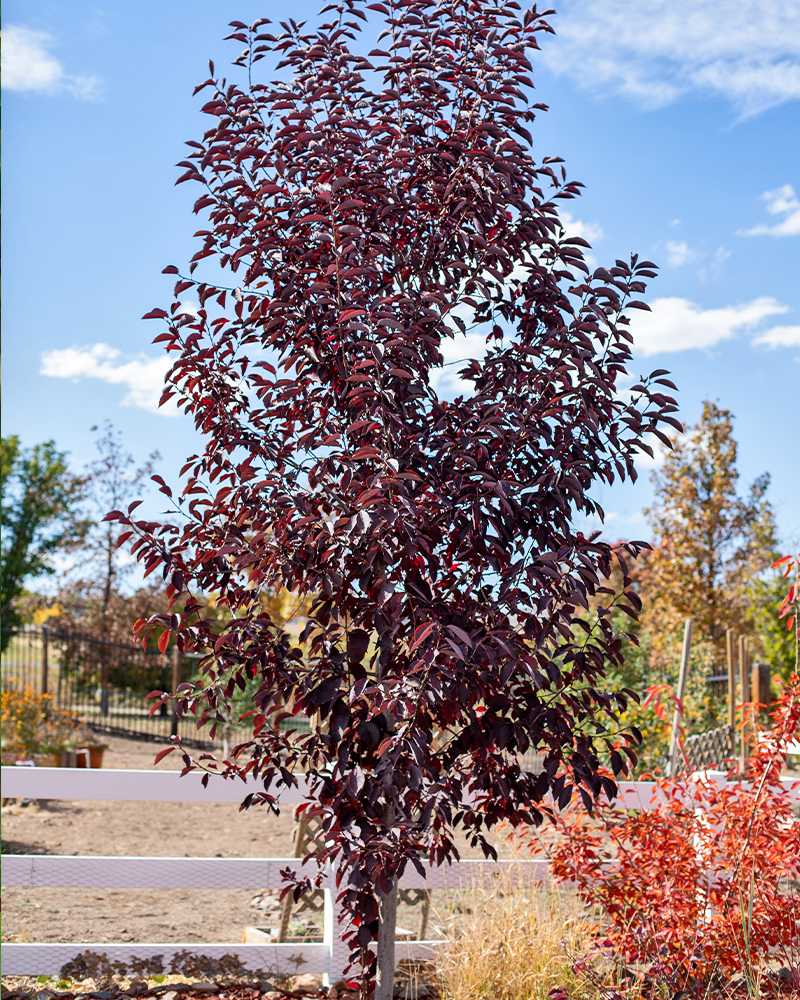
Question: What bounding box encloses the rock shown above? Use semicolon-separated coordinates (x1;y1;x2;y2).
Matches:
160;992;178;1000
330;981;361;999
254;985;280;995
291;975;321;990
188;986;219;995
262;994;282;1000
87;994;119;999
125;979;149;996
778;968;793;982
33;991;58;1000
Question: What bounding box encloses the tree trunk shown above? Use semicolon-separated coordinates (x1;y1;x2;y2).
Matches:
374;874;398;1000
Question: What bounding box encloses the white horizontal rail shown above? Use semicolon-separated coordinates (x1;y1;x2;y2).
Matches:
2;854;551;891
3;767;796;808
0;767;311;803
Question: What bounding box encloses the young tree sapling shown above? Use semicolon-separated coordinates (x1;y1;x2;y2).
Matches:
110;1;680;989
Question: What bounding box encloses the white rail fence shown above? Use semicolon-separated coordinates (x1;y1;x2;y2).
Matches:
2;767;799;984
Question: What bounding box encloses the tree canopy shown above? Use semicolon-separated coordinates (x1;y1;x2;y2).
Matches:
111;0;679;985
0;436;88;645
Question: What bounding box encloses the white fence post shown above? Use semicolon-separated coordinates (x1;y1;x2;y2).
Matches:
324;865;351;987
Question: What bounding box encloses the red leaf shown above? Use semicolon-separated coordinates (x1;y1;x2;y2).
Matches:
158;630;170;654
410;623;436;651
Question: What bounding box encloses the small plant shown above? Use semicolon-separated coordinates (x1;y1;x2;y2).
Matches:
1;686;53;759
1;685;88;760
515;675;800;989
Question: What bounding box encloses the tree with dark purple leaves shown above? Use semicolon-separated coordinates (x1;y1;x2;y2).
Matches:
108;1;680;993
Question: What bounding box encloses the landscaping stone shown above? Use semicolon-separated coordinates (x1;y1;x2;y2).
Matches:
288;977;320;992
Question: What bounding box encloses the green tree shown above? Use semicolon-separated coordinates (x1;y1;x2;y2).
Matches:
642;400;778;673
0;436;88;646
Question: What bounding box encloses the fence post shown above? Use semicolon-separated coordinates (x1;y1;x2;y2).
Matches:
100;653;110;717
41;626;49;697
324;864;351;988
753;662;771;714
738;635;749;773
170;645;181;738
725;628;735;731
667;618;693;777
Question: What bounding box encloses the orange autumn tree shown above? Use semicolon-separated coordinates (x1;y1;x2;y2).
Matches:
641;401;777;676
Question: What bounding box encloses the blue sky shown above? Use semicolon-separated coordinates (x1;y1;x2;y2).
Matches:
3;0;799;561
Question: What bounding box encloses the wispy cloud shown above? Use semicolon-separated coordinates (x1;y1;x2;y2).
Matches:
629;296;788;355
40;344;178;415
752;324;800;347
739;184;800;237
2;25;101;100
544;0;800;117
665;240;696;267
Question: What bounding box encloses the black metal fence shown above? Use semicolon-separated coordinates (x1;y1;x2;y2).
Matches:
1;625;216;746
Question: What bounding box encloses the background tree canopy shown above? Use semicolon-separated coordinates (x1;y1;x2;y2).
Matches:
0;435;88;645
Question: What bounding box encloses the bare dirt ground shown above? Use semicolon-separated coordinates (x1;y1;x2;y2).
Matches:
1;734;299;947
1;733;501;949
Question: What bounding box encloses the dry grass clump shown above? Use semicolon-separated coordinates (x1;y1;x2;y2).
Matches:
432;871;599;1000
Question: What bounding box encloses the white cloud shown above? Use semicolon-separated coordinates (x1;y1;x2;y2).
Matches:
739;184;800;236
634;434;671;470
559;211;603;269
2;25;101;100
665;240;695;267
544;0;800;116
429;330;490;396
40;344;178;415
629;296;788;355
752;324;800;347
560;211;604;245
177;298;201;317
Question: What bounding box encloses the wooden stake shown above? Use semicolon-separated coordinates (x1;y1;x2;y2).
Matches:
278;812;309;942
726;628;735;732
739;634;749;773
170;645;181;738
749;639;759;706
667;619;692;777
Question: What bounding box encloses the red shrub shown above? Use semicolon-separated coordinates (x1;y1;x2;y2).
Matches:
517;676;800;981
